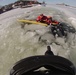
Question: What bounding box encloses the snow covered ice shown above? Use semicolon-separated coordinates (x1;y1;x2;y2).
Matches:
0;4;76;75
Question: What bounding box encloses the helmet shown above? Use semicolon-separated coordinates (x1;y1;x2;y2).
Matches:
40;14;44;16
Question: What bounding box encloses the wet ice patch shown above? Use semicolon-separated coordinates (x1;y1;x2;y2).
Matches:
69;17;76;29
39;33;55;44
35;28;49;35
55;37;65;45
65;33;76;46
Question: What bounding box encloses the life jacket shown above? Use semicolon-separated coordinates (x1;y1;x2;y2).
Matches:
36;15;52;25
36;15;42;22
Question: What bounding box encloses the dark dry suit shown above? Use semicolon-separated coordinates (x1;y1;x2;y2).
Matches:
51;23;66;37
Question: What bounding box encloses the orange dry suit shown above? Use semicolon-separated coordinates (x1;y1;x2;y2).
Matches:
36;15;52;25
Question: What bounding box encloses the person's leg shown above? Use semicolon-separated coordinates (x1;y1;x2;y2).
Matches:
51;26;56;37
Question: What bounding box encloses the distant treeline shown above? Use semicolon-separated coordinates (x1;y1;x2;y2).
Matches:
0;0;41;14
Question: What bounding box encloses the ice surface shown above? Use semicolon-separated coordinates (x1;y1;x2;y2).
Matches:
0;4;76;75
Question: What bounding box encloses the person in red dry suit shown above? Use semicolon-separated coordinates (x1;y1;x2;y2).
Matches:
36;14;65;37
36;14;52;25
36;14;60;25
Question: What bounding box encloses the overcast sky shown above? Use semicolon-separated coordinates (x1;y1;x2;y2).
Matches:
0;0;76;6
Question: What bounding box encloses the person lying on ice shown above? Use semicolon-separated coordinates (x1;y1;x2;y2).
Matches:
36;14;59;25
36;14;65;37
